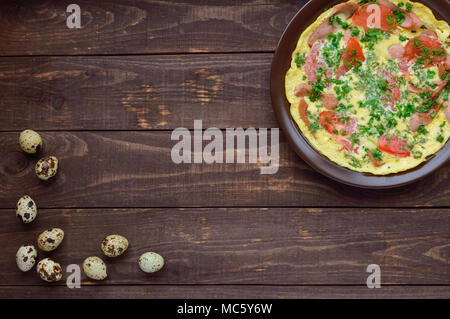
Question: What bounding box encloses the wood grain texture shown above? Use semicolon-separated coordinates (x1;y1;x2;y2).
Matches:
0;54;275;130
0;132;448;208
0;208;449;286
0;0;301;56
2;285;450;299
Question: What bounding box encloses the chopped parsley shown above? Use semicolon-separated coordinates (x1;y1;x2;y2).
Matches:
351;27;360;37
417;125;429;135
393;10;405;25
322;32;344;69
372;148;383;162
308;68;327;102
336;103;353;113
334;82;352;100
307;111;320;133
405;3;413;12
345;154;362;168
295;53;306;68
361;29;390;49
412;151;423;159
436;135;444;143
399;35;409;42
386;14;396;25
396;103;416;118
329;15;349;29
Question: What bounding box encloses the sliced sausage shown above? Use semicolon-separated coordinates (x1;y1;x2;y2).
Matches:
409;112;433;132
321;94;339;110
304;42;322;83
332;1;359;19
294;83;313;97
298;98;312;133
308;21;335;47
408;83;423;94
379;0;423;30
432;74;449;98
388;44;405;60
401;12;423;30
308;1;359;47
421;29;438;39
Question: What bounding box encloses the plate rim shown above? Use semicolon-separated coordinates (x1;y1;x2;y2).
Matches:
270;0;450;189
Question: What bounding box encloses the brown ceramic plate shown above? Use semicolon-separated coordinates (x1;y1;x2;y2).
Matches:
270;0;450;189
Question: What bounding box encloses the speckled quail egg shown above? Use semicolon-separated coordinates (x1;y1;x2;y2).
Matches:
19;129;42;154
35;156;58;180
138;252;164;273
37;228;64;252
82;256;107;280
16;195;37;223
37;258;62;282
101;234;129;257
16;245;38;272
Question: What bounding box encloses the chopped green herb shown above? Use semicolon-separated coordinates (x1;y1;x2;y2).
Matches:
427;69;436;79
436;135;444;143
307;111;320;133
393;10;405;25
372;148;383;162
351;27;360;37
413;38;422;47
345;154;362;168
329;15;349;29
358;0;377;4
399;34;409;42
412;151;422;159
334;83;352;101
396;103;416;118
417;124;428;135
322;32;344;69
406;3;413;11
295;53;306;68
336;103;353;112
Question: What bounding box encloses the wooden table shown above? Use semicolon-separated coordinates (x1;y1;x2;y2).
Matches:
0;0;449;299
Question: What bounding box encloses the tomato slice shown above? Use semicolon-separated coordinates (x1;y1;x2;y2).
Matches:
343;37;365;66
378;135;411;157
403;35;446;67
319;111;359;152
337;37;365;77
352;4;397;33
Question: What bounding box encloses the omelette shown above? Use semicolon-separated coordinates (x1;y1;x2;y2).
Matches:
285;0;450;174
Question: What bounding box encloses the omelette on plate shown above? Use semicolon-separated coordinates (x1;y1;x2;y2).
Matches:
285;0;450;174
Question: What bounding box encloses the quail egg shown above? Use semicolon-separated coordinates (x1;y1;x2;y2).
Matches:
37;228;64;252
19;129;42;154
101;234;129;257
16;195;37;223
35;156;58;180
138;252;164;273
16;245;38;272
37;258;62;282
82;256;107;280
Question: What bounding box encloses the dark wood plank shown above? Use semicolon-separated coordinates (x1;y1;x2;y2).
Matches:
2;285;450;299
0;208;449;285
0;0;300;56
0;54;276;130
0;132;449;208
